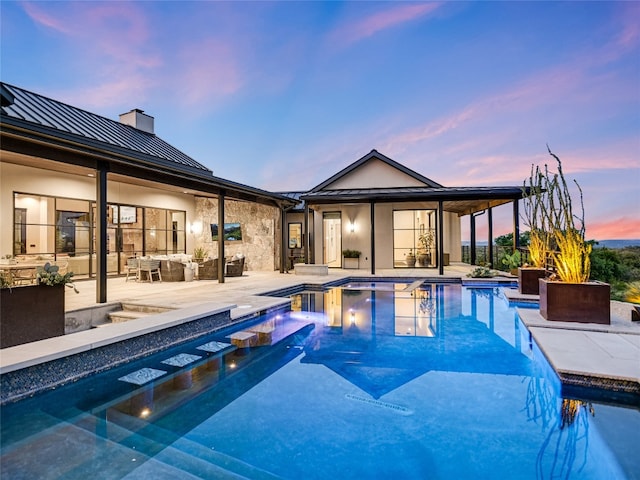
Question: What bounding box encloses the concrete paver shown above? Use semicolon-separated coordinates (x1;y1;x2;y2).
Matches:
518;306;640;395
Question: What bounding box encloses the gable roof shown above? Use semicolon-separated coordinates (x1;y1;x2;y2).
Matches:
0;82;210;175
310;149;443;192
296;150;528;215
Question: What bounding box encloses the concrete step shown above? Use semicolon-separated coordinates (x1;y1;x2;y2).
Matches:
107;310;150;323
119;303;174;314
106;303;175;324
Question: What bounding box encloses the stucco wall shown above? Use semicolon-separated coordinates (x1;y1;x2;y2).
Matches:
305;202;461;269
326;158;427;189
194;197;281;271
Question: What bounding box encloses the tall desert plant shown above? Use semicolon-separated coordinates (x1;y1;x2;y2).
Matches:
522;164;550;268
540;147;591;283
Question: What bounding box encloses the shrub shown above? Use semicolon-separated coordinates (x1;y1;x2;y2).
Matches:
589;247;623;284
467;266;494;278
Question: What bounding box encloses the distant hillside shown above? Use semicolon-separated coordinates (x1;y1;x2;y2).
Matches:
461;239;640;248
593;239;640;249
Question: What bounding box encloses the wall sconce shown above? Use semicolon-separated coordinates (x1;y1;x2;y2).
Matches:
349;309;356;325
189;221;203;235
349;222;355;233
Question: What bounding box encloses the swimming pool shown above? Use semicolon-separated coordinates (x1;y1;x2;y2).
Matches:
1;282;638;479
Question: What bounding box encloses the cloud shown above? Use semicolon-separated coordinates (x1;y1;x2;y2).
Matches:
587;217;640;241
55;75;155;110
173;38;244;108
329;2;443;47
611;2;640;51
382;62;589;157
21;2;176;108
22;1;71;34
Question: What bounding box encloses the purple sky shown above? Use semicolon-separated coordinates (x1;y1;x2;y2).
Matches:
2;1;638;240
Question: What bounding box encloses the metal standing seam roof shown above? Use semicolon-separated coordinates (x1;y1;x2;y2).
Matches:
276;191;307;211
0;82;211;174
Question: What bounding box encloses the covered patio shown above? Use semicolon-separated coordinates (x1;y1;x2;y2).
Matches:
1;82;297;304
301;186;526;275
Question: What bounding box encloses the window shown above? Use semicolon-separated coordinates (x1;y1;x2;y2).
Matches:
288;223;302;248
13;193;186;276
393;209;437;268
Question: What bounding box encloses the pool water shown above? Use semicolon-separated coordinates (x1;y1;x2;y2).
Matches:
1;283;639;479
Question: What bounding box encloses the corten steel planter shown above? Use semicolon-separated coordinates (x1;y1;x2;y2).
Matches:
518;267;547;295
1;284;65;348
538;279;610;324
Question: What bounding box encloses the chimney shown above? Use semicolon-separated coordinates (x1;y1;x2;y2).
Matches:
119;108;154;134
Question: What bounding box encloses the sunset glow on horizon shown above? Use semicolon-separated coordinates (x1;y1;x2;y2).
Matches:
2;1;638;241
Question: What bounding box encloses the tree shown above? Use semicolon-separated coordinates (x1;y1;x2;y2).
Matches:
495;231;531;249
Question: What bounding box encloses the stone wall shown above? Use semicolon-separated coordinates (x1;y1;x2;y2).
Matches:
194;197;281;271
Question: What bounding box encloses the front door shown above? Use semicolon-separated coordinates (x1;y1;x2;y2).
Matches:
323;212;342;267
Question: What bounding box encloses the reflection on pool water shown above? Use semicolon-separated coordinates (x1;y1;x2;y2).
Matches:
1;283;638;479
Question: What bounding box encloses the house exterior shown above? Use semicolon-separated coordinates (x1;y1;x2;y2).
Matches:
1;82;525;304
283;150;524;275
0;82;296;303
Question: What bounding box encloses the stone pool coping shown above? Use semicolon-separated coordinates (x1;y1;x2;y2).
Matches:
517;307;640;398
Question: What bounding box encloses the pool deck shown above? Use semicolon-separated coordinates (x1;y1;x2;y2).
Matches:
1;265;639;400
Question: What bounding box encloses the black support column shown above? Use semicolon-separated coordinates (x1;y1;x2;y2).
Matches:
280;207;286;273
370;201;375;275
218;192;225;283
470;213;477;265
438;201;444;275
304;203;310;264
513;199;520;251
96;162;108;303
487;206;494;267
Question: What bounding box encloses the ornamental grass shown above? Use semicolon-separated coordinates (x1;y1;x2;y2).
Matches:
522;164;550;269
542;147;591;283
